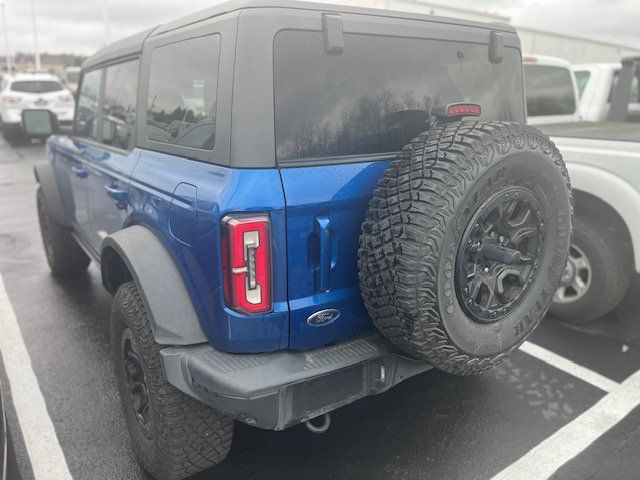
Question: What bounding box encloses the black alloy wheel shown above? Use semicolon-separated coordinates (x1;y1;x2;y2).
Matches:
456;187;545;323
121;328;153;440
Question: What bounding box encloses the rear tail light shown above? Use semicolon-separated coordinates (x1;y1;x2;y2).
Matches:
445;103;481;117
1;95;21;104
221;214;272;314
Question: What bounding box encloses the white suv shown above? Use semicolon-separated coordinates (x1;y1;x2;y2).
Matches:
0;73;75;140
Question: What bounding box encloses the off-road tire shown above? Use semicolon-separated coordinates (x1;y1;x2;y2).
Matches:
358;121;572;375
111;282;234;480
1;123;23;143
550;216;631;324
36;187;90;277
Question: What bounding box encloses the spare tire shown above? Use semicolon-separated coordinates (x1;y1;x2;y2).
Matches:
358;121;572;375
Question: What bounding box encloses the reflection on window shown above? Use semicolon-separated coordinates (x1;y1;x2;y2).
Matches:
75;69;102;141
524;65;576;116
146;35;220;150
102;60;139;150
274;31;524;161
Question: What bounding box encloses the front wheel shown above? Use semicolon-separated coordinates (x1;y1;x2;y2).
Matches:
111;282;234;480
37;187;90;277
550;216;632;324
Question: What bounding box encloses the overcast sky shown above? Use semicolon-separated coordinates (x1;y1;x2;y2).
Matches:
2;0;638;56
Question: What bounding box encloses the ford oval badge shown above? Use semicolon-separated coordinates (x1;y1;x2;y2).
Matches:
307;309;340;327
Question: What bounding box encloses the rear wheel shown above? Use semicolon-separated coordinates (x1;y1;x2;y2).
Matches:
1;123;23;143
111;282;234;480
37;187;90;277
550;216;631;324
358;121;572;375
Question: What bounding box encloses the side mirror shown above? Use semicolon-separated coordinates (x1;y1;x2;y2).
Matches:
21;109;59;137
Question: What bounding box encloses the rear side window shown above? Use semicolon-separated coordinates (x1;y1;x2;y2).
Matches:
103;59;139;150
11;80;63;93
609;68;640;104
75;69;102;141
574;71;590;98
523;65;576;116
274;31;524;162
146;35;220;150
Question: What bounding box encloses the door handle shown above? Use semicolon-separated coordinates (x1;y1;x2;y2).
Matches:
70;165;87;178
104;184;128;208
314;216;332;292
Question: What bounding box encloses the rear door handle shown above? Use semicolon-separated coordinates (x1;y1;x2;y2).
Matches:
70;165;87;178
104;184;128;208
314;216;332;292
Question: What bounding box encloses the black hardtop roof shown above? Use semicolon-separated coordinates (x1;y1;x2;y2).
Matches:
83;0;514;70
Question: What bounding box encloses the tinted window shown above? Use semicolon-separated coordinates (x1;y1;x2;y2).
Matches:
146;35;220;150
523;65;576;116
609;68;640;104
274;31;524;162
574;70;590;98
11;80;63;93
75;69;102;141
102;60;139;150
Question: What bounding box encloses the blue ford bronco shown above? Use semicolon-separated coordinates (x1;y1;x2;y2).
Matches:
26;1;572;478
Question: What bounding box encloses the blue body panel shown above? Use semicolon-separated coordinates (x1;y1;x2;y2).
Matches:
128;151;289;352
279;159;392;349
49;135;392;353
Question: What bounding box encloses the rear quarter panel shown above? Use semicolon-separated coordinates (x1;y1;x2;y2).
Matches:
128;151;289;352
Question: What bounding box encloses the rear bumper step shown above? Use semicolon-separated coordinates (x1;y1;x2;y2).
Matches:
161;333;432;430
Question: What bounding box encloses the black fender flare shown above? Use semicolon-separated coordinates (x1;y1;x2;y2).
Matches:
101;225;208;345
33;163;71;227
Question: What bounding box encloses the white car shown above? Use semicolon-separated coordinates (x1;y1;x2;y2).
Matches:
573;62;640;122
523;54;581;125
0;73;75;141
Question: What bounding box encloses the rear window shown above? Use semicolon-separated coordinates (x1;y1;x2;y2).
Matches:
274;31;525;162
609;68;640;104
523;65;576;116
11;80;64;94
574;70;590;98
146;35;220;150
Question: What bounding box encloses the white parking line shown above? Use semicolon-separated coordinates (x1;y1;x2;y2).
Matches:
0;274;73;480
492;343;640;480
520;341;619;393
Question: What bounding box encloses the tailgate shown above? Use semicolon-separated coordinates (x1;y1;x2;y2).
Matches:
280;160;390;349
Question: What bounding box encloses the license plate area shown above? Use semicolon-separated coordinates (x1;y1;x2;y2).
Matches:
283;364;368;428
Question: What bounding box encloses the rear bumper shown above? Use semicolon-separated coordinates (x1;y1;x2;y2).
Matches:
161;333;432;430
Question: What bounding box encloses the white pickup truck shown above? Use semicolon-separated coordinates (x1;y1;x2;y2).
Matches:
525;55;640;323
574;61;640;122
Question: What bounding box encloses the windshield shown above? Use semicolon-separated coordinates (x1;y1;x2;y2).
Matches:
274;31;525;162
11;80;64;94
523;65;576;117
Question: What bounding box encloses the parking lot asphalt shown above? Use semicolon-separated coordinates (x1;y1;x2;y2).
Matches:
1;136;640;480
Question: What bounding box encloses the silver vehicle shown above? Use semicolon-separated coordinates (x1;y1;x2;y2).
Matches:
0;72;75;141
